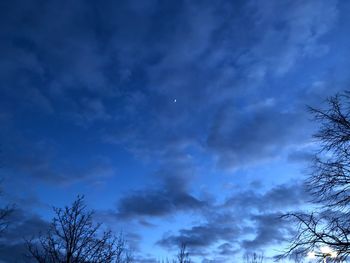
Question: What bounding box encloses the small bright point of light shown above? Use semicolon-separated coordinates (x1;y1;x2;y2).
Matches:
174;99;177;103
320;246;332;254
307;252;316;259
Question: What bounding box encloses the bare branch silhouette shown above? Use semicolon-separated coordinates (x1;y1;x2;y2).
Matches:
243;252;264;263
176;243;191;263
26;196;131;263
282;92;350;261
0;181;13;236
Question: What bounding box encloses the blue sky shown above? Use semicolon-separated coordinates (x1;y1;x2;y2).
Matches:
0;0;349;262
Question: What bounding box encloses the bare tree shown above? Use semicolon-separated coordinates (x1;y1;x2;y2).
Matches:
0;148;14;236
26;196;131;263
115;235;133;263
159;244;192;263
0;181;13;236
283;92;350;261
175;243;191;263
0;203;12;235
243;252;264;263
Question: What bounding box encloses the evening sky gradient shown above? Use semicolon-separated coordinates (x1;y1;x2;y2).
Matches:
0;0;349;262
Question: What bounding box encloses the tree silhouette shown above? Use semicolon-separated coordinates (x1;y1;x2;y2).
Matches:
244;252;264;263
0;203;11;235
158;244;192;263
0;181;13;236
175;243;191;263
26;196;131;263
283;92;350;261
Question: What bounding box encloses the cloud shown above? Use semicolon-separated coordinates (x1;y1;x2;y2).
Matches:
0;243;29;263
102;0;340;172
117;174;207;218
0;209;49;242
246;0;338;75
207;102;309;169
217;242;238;256
157;213;241;249
0;131;116;186
157;181;309;260
0;209;50;263
224;182;310;212
117;190;204;218
1;0;339;171
241;212;293;250
287;149;315;163
114;148;211;219
155;213;282;261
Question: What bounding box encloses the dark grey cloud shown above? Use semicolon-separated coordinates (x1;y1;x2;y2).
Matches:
158;222;239;249
0;127;116;186
157;211;241;250
244;0;338;76
114;148;210;219
217;242;238;256
1;209;49;242
287;149;315;163
0;0;341;178
157;181;309;261
207;102;310;169
117;174;207;218
0;0;144;122
224;182;310;212
0;209;49;263
0;243;30;263
228;182;309;252
241;212;293;250
118;190;204;218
